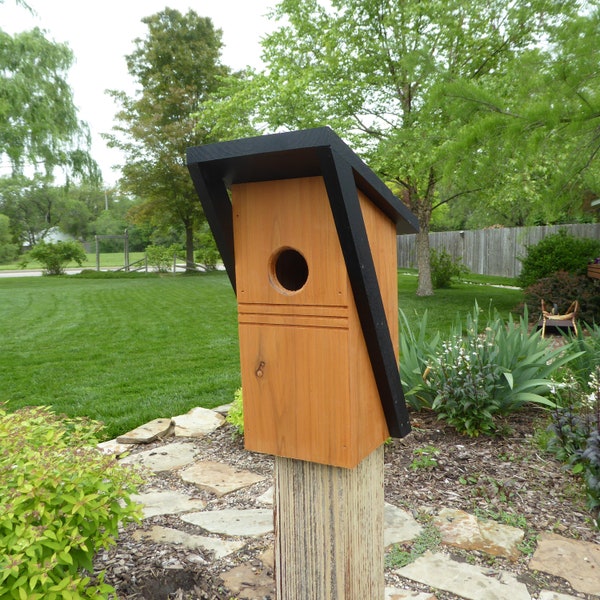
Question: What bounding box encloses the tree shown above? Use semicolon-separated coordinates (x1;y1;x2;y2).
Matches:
213;0;582;295
0;27;99;182
106;8;229;269
0;176;70;246
440;6;600;226
0;213;18;263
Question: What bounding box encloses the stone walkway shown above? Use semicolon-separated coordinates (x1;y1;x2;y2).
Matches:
99;406;600;600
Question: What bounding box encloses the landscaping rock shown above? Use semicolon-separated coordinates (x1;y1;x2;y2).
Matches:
385;503;423;547
219;562;275;599
181;508;274;537
172;406;225;438
131;489;206;518
120;441;197;472
396;551;531;600
97;438;131;457
180;460;266;497
132;525;244;559
385;589;438;600
116;418;174;444
433;507;524;560
529;532;600;596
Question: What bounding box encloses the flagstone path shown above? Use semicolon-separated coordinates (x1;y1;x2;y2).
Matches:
102;406;600;600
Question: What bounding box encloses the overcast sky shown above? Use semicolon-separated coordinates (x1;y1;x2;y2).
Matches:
0;0;277;185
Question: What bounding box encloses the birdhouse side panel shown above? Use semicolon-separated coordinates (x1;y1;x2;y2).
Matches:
348;191;399;457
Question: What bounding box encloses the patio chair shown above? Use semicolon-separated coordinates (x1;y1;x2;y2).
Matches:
539;299;579;338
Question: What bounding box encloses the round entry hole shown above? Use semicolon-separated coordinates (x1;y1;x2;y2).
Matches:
271;248;309;293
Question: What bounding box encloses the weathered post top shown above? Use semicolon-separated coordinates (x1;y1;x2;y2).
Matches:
187;127;418;468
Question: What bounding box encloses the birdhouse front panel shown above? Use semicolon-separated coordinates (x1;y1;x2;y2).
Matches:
232;175;396;468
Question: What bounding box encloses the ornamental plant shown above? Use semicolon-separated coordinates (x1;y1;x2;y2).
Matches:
0;404;143;599
418;303;578;436
546;367;600;526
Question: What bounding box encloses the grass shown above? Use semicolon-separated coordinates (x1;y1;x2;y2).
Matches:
0;272;239;439
0;269;523;440
397;269;523;336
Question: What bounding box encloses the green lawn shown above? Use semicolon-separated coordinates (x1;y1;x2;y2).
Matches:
0;271;523;440
0;272;240;439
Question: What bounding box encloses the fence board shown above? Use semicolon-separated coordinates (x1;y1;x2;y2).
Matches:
397;224;600;278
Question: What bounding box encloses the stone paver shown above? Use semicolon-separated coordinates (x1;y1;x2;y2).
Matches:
117;417;174;444
180;460;266;497
132;525;244;559
181;508;274;537
131;489;206;518
120;441;197;472
396;551;531;600
97;439;131;456
434;507;524;560
530;532;600;596
538;592;584;600
172;406;225;438
220;563;275;599
385;503;423;547
385;589;438;599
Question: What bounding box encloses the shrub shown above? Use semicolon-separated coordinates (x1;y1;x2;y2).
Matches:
226;387;244;435
20;240;87;275
195;225;221;271
145;243;183;272
517;229;600;288
523;271;600;325
429;248;469;288
424;303;577;436
545;368;600;526
0;404;143;599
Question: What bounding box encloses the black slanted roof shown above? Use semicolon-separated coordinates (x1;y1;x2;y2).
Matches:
186;126;418;234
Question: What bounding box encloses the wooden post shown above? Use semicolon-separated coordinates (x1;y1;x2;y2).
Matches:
274;446;384;599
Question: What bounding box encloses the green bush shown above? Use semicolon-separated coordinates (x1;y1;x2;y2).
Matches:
145;243;183;272
404;303;579;436
523;271;600;325
226;387;244;435
430;248;469;288
195;225;221;271
517;229;600;288
545;368;600;526
20;240;87;275
0;405;143;599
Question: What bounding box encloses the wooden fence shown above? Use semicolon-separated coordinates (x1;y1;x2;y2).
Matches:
397;223;600;278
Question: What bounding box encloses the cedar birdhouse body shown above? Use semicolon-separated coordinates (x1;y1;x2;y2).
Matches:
187;128;418;468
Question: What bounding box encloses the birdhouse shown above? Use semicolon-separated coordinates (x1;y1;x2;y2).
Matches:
187;127;418;468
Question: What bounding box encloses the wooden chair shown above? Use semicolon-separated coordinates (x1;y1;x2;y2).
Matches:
540;299;579;338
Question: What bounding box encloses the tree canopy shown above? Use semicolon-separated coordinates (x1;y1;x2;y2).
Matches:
106;8;229;268
199;0;594;295
0;27;99;182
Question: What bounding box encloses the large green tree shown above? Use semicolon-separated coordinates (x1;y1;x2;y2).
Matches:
0;27;99;181
106;8;229;268
441;5;600;227
205;0;583;294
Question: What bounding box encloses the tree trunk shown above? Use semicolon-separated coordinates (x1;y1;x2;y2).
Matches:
416;224;433;296
185;223;195;271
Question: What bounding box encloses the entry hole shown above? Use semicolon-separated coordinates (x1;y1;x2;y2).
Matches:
272;248;309;293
